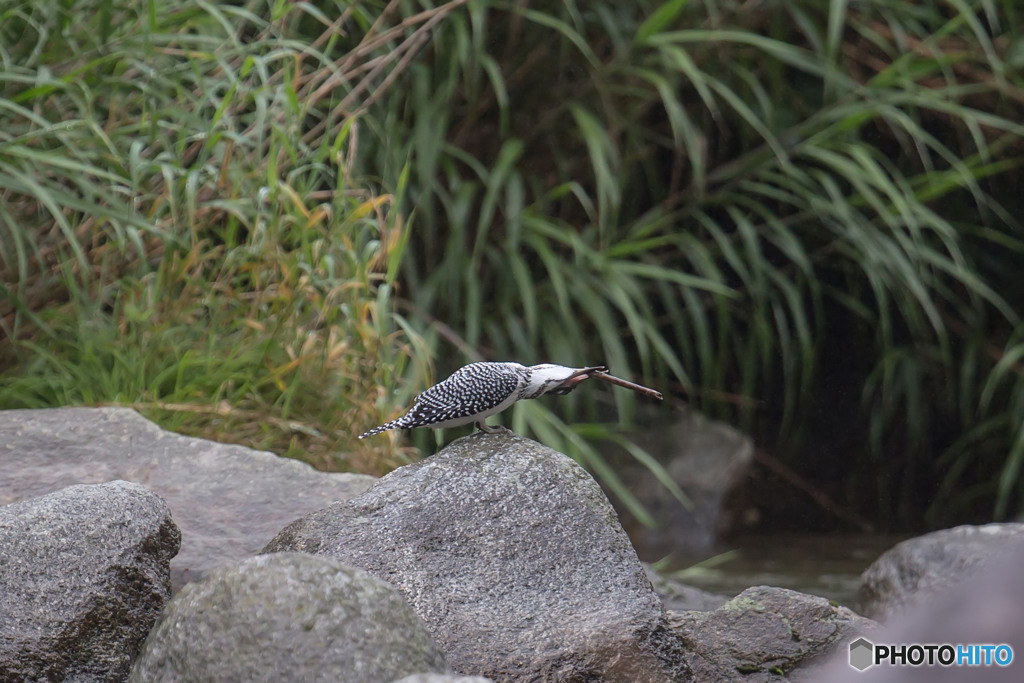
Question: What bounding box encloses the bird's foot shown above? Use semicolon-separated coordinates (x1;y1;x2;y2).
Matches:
477;422;513;435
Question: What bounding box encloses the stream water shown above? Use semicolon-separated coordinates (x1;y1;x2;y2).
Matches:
662;533;910;609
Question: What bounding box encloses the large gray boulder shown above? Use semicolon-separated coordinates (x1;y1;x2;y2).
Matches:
813;541;1024;682
0;407;376;590
0;481;180;682
858;523;1024;620
265;431;691;682
392;676;494;683
669;586;877;682
130;553;450;683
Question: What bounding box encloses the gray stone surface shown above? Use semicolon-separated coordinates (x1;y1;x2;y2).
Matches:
265;431;691;682
645;563;730;612
604;409;754;559
857;523;1024;620
668;585;878;682
0;407;376;590
130;552;450;683
392;676;494;683
0;481;180;682
814;542;1024;682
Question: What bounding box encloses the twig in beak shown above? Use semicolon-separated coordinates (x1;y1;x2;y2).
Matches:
562;365;608;385
590;370;663;400
552;366;608;395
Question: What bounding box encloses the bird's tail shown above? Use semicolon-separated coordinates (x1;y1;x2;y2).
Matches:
358;419;402;439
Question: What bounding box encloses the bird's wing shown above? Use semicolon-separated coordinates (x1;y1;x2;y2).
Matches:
408;364;521;420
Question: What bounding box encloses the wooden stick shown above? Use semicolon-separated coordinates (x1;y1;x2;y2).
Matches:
564;365;608;382
590;370;663;400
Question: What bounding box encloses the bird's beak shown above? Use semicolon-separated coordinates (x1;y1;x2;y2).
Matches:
558;365;607;388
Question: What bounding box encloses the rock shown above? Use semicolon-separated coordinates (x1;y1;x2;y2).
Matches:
644;563;730;612
812;541;1024;682
668;585;878;682
604;409;754;559
265;431;691;682
857;523;1024;620
0;407;376;590
0;481;180;682
130;553;450;683
392;676;494;683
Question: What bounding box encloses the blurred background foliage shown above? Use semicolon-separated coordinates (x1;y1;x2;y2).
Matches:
2;0;1023;531
0;0;432;474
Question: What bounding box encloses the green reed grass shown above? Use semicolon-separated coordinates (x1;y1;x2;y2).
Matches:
3;0;1024;528
338;0;1024;526
0;0;430;474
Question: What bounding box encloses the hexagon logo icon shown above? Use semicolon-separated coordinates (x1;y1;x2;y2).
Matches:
849;637;875;671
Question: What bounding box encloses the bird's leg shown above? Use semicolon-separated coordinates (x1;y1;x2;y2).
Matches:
477;420;511;434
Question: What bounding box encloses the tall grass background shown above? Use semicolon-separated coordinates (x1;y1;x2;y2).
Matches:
2;0;1023;530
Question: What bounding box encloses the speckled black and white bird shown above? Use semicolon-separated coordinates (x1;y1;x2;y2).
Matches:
358;362;604;438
